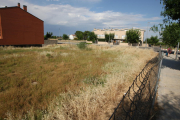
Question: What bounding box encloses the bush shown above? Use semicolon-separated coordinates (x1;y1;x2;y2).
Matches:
74;38;78;40
77;42;87;49
98;39;106;42
52;36;57;39
63;34;69;40
154;42;165;46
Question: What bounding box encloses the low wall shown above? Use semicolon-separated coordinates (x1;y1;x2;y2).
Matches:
86;41;92;44
48;38;58;40
119;43;129;46
98;42;112;45
43;40;58;46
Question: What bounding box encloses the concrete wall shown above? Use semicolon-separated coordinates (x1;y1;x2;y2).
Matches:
119;43;129;46
0;6;44;45
86;41;92;44
43;40;57;46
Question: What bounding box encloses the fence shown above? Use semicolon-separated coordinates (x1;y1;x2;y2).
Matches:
109;50;163;120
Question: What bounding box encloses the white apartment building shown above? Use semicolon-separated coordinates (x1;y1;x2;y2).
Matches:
93;28;145;44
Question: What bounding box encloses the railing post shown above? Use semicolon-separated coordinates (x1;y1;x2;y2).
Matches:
151;50;163;109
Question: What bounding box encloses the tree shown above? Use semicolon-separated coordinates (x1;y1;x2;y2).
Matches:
44;32;53;40
83;31;90;40
63;34;69;40
105;33;109;42
105;33;114;42
146;38;152;45
160;0;180;24
150;0;180;45
162;22;180;46
87;32;97;43
147;36;159;45
125;29;141;43
109;33;114;41
75;31;84;40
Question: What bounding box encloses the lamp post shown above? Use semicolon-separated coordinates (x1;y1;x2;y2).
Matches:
146;22;150;48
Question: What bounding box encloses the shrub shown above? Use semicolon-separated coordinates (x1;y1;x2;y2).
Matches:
74;38;78;40
154;42;165;46
63;34;69;40
46;53;53;59
98;39;106;42
77;42;87;49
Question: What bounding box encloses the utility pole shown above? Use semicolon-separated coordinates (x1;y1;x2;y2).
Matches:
109;27;110;44
59;28;60;39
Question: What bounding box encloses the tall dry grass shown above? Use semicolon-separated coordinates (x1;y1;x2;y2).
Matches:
0;45;157;120
41;45;157;120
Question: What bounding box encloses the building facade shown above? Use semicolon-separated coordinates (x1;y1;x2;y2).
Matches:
0;3;44;46
69;34;77;40
93;28;145;44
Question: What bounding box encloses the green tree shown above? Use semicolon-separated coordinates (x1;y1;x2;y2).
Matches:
160;0;180;24
44;32;53;40
110;33;114;41
147;38;152;45
75;31;84;40
87;32;97;43
105;33;109;42
125;29;141;43
162;23;180;46
83;31;90;40
147;36;159;45
150;0;180;44
63;34;69;40
105;33;114;42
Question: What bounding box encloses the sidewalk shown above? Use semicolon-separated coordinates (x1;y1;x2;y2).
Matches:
157;53;180;120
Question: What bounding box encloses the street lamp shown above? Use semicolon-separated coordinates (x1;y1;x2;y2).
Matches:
146;22;150;47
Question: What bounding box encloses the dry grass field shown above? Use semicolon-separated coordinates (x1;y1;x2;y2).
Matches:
0;44;157;120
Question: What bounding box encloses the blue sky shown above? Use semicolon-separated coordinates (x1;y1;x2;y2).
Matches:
1;0;164;40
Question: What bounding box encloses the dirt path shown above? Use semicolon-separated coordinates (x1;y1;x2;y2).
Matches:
157;53;180;120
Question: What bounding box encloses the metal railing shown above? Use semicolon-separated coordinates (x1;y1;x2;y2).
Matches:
109;50;163;120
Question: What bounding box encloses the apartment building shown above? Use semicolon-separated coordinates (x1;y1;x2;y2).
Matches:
0;3;44;46
93;28;145;44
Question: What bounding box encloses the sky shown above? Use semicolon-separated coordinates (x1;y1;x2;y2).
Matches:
0;0;164;41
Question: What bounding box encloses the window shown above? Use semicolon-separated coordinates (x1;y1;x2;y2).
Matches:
122;35;126;39
115;35;118;38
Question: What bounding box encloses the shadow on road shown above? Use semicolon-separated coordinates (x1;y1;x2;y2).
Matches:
155;92;180;120
161;58;180;71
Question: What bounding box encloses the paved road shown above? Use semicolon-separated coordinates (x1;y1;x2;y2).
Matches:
157;53;180;120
